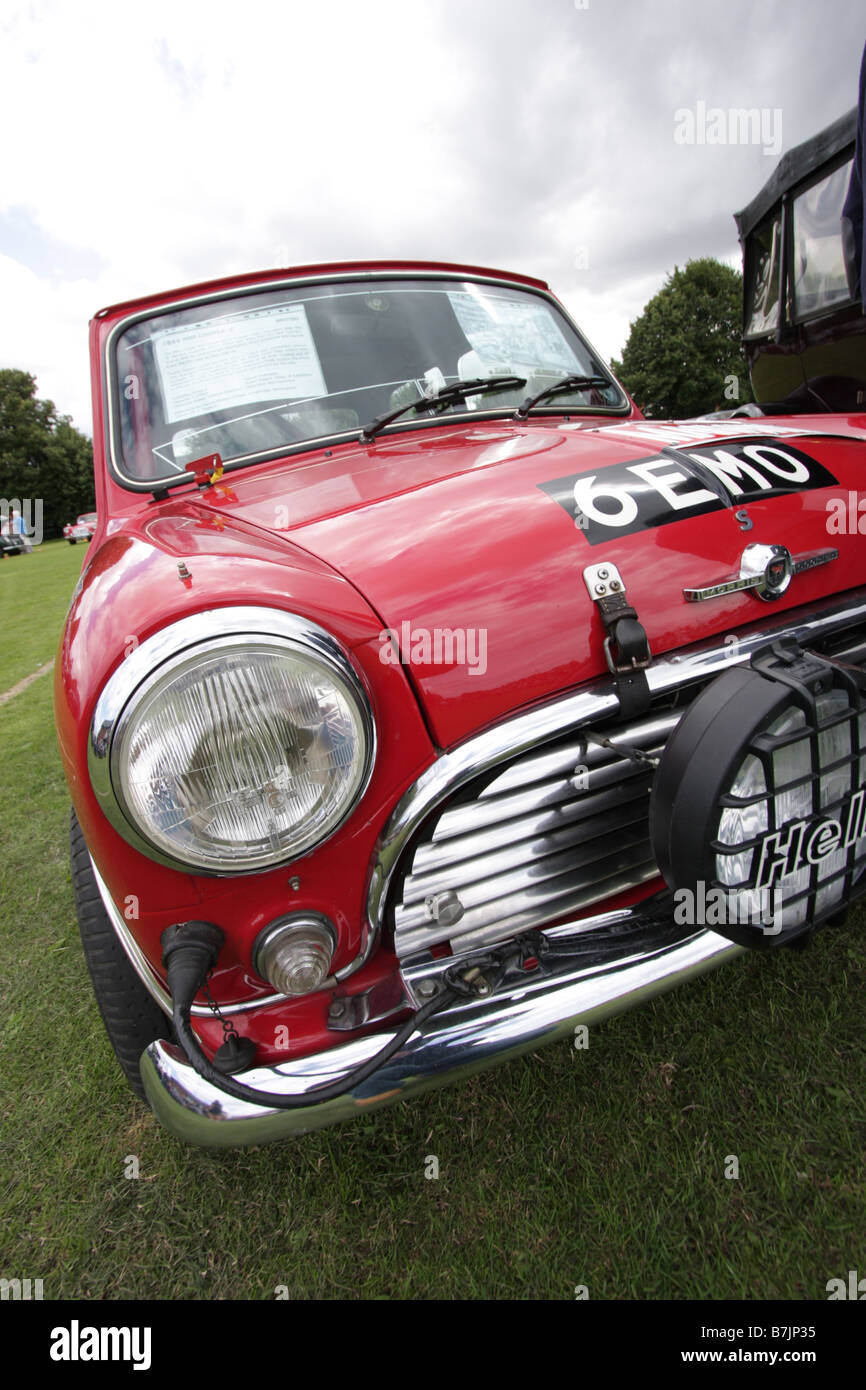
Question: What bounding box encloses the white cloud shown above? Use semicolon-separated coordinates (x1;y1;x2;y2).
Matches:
0;253;96;424
0;0;862;433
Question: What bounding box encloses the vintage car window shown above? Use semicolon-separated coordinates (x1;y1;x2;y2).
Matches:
792;159;854;319
112;278;625;482
744;213;781;338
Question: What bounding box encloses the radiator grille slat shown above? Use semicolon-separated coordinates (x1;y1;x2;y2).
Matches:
432;752;658;840
392;720;665;956
405;794;651;893
395;860;661;956
387;611;866;962
478;710;679;797
400;821;653;925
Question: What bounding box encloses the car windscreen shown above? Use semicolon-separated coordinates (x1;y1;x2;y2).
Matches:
109;277;626;483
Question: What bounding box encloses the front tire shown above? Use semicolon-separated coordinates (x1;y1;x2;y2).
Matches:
70;808;168;1101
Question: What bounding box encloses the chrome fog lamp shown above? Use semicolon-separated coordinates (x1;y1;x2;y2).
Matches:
650;641;866;948
253;915;336;996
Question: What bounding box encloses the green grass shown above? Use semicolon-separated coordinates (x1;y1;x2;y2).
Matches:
0;539;86;689
0;542;864;1300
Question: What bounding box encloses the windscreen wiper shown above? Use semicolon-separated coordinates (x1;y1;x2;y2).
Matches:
514;373;613;420
361;375;527;442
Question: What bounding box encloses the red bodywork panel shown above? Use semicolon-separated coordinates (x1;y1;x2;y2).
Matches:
57;263;866;1063
241;420;866;747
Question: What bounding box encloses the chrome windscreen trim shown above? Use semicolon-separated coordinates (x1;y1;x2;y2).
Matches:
366;589;866;947
102;268;630;490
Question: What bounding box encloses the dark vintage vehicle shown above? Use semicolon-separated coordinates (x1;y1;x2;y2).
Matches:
55;260;866;1147
735;105;865;412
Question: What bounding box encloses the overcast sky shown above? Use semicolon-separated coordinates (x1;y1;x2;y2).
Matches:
1;0;863;434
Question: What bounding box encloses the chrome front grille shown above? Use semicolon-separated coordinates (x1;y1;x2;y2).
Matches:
392;711;678;957
375;594;866;967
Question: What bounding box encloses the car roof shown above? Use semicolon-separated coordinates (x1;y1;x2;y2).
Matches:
735;107;857;241
92;260;552;321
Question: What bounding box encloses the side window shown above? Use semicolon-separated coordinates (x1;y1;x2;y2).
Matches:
792;158;855;318
745;214;782;337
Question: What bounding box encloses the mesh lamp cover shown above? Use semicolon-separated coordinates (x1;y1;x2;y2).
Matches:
650;641;866;948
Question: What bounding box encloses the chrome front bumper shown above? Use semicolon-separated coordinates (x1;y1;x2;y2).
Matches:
140;904;742;1148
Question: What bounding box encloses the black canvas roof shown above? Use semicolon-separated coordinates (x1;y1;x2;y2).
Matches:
734;107;857;241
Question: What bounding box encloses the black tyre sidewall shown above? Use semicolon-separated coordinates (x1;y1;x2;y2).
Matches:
70;807;169;1102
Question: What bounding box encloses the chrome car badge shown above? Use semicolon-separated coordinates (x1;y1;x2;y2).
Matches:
683;543;839;603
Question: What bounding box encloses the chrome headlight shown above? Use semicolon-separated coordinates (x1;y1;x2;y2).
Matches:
89;608;375;873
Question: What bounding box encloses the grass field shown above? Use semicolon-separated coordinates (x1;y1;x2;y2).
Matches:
0;538;84;692
0;540;864;1300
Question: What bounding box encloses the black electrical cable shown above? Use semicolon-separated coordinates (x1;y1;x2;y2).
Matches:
162;923;457;1110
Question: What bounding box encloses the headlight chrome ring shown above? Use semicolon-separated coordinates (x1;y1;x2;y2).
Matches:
88;607;376;874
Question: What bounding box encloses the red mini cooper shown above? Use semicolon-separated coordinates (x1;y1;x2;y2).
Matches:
55;260;866;1147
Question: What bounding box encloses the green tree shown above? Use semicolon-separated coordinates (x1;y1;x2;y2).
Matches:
0;370;94;538
610;258;752;419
